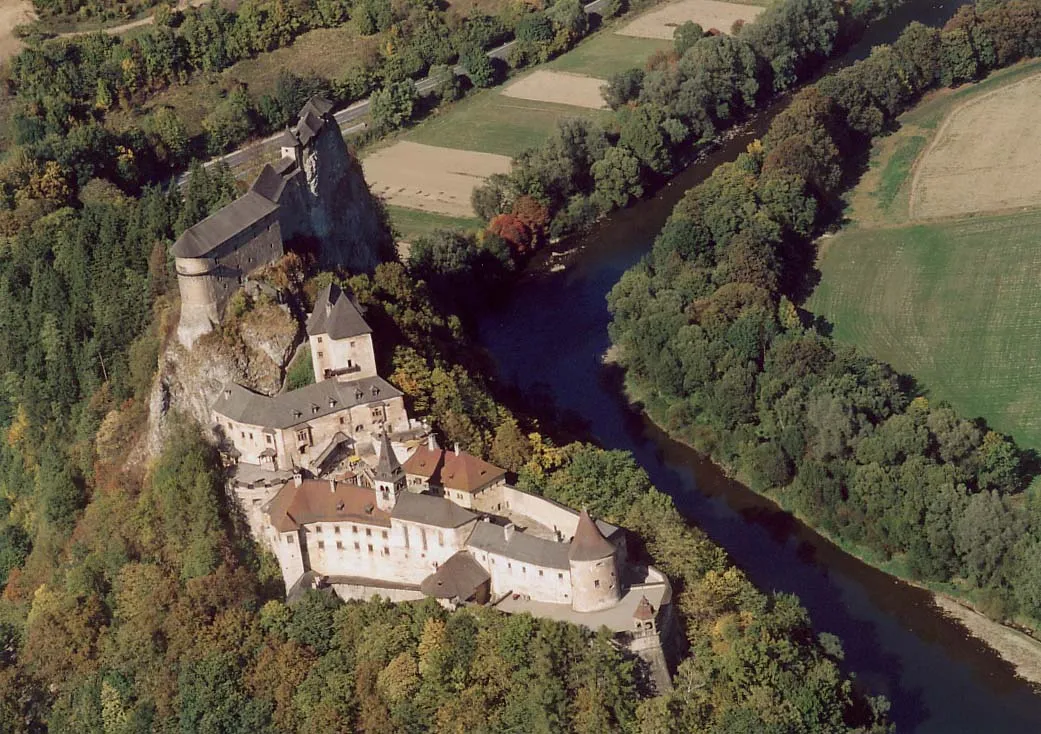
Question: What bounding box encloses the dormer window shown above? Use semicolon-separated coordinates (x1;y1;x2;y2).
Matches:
371;386;380;396
311;404;320;415
292;409;302;419
354;389;363;400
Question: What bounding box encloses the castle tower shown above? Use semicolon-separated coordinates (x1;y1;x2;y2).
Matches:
568;509;622;613
373;431;405;511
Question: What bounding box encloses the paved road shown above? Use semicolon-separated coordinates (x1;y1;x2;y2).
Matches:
178;0;610;187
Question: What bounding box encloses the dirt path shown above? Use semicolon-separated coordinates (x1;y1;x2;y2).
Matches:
0;0;36;61
934;594;1041;686
57;0;208;39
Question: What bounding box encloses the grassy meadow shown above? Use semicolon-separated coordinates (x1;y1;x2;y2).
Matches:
546;31;671;77
807;60;1041;450
386;206;483;241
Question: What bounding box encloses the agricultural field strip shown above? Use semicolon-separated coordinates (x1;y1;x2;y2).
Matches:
909;72;1041;221
617;0;764;38
501;70;608;109
809;210;1041;449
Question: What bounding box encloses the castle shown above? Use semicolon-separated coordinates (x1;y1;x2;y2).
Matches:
172;96;391;347
213;283;675;690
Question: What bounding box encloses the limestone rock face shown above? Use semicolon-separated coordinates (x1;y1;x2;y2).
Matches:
147;302;299;456
283;124;393;273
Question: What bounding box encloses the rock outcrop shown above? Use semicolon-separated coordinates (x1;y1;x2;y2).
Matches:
147;300;299;457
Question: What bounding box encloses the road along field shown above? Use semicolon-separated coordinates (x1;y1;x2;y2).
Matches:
362;141;512;217
617;0;764;37
502;70;608;109
910;72;1041;221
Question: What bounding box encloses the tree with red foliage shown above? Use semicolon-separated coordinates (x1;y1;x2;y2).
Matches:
510;196;549;246
488;214;532;255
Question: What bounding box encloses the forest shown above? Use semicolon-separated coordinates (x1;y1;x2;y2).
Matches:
1;0;618;204
0;156;894;728
607;0;1041;625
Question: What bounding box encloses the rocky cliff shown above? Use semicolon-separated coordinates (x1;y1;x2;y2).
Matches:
146;299;300;456
281;121;395;273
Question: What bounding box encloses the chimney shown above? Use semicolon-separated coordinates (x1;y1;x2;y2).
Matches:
504;523;515;542
428;433;438;451
293;473;302;487
329;479;336;493
223;388;231;399
454;443;460;457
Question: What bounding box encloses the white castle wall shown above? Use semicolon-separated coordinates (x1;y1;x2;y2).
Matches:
310;333;378;382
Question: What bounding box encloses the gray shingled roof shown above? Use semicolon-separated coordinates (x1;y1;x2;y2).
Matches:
307;283;372;339
467;521;571;570
300;95;333;118
172;190;279;258
391;492;476;528
274;128;298;148
295;110;325;146
420;551;490;600
374;430;403;483
251;164;289;203
212;376;401;429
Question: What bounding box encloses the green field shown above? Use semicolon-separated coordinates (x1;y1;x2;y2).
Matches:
807;61;1041;450
547;32;671;77
386;206;483;241
404;91;609;157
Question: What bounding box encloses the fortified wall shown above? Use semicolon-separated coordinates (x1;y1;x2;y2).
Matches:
172;96;393;347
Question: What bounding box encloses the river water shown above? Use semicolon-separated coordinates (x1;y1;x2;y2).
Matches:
475;1;1041;730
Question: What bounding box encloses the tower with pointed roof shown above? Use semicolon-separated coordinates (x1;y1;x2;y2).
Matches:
307;282;378;383
569;509;622;612
373;430;406;511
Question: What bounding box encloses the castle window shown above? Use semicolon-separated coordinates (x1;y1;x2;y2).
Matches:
594;580;600;589
317;337;322;343
249;433;253;440
437;531;444;546
265;435;272;444
317;541;324;550
538;570;543;577
315;525;322;533
285;535;292;544
336;541;343;550
382;547;389;556
507;562;512;570
252;499;260;506
367;544;373;554
420;528;428;550
356;425;363;432
334;526;340;534
339;417;345;425
381;530;388;540
350;341;355;347
240;432;245;439
558;573;563;580
365;528;371;537
354;542;360;551
352;525;358;534
296;430;308;442
521;566;526;574
317;351;324;358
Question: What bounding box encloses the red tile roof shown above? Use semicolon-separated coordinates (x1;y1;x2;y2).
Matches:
266;478;390;532
403;447;505;493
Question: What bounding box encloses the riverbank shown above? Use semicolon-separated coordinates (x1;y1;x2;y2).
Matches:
619;365;1041;688
935;595;1041;687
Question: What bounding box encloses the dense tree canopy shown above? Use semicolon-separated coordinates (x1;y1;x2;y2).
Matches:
608;0;1041;627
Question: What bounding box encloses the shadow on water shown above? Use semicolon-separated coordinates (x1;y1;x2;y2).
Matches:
474;0;1041;728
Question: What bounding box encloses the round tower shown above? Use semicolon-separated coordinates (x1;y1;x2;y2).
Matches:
569;509;621;613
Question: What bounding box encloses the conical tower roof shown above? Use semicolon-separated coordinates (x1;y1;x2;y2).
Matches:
569;509;616;562
373;431;403;483
633;595;655;621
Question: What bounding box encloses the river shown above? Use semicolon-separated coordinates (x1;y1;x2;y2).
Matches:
475;0;1041;730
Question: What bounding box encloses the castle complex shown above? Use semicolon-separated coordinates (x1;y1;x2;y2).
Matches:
186;98;673;689
212;284;674;690
172;97;390;347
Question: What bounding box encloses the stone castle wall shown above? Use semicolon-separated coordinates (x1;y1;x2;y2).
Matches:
176;215;284;346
